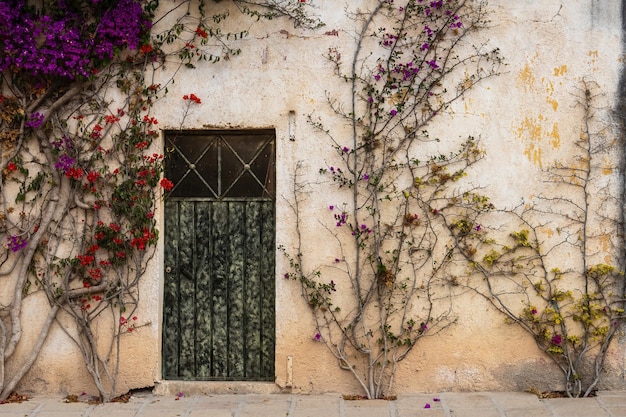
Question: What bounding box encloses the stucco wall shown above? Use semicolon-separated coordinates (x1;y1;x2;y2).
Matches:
15;0;626;397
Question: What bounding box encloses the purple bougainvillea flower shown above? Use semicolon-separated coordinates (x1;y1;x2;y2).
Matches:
7;235;28;252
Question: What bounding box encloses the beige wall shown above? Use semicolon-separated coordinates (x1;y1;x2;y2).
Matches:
15;0;626;397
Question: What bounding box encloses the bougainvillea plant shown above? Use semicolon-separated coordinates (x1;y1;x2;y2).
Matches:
0;0;320;403
282;0;502;399
447;81;626;397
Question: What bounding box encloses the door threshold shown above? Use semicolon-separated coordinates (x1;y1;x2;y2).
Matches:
154;380;281;396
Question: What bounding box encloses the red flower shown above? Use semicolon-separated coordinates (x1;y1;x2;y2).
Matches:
88;268;102;280
66;167;84;180
7;162;17;172
78;255;95;266
105;114;120;124
87;171;100;183
160;178;174;191
195;27;208;38
183;93;201;104
141;44;153;54
143;115;158;125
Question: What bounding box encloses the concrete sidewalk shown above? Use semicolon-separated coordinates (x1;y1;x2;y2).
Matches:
0;391;624;417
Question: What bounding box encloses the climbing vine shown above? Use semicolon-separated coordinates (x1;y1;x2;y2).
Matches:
0;0;319;402
447;80;626;398
283;0;502;399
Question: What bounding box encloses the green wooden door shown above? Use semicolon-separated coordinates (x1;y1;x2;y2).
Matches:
162;130;275;381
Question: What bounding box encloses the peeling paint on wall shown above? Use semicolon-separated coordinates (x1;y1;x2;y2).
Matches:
516;54;538;92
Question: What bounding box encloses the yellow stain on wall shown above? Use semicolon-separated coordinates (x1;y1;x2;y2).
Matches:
516;115;545;167
538;226;554;239
512;57;570;168
553;65;568;76
602;157;615;175
546;97;558;112
542;79;559;111
523;144;543;168
517;63;536;92
517;115;544;140
549;123;560;148
587;50;599;71
600;234;611;252
463;97;473;114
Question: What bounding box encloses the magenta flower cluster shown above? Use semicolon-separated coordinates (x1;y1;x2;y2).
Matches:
7;235;28;252
0;0;150;79
24;112;44;129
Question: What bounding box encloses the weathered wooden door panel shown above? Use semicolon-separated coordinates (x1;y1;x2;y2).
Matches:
162;130;275;381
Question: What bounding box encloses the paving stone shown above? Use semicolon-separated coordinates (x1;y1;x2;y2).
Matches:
489;392;544;409
606;407;626;417
544;397;609;417
442;393;497;409
0;401;41;415
34;401;91;412
344;400;392;417
191;400;241;410
395;396;444;417
344;399;390;408
189;410;233;417
291;407;338;417
396;408;446;417
89;410;138;417
6;392;618;417
344;409;391;417
598;393;626;407
395;395;444;410
448;409;502;417
38;412;89;417
503;407;553;417
240;405;292;417
139;400;190;417
295;396;341;409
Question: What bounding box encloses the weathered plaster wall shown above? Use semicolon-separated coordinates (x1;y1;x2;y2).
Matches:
14;0;626;397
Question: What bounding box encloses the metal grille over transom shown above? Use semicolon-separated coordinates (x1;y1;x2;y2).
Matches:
162;130;276;381
165;129;275;200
